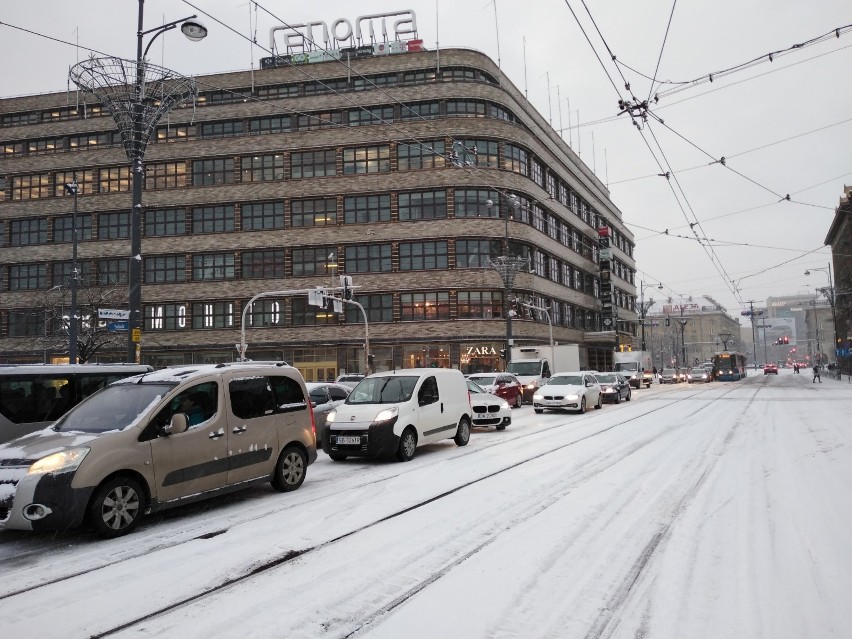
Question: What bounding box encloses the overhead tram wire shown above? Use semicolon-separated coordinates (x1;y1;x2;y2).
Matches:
645;0;678;104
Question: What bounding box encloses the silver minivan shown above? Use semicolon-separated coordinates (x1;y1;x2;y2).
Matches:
0;362;317;538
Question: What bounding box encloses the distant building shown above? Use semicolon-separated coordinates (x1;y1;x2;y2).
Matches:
825;185;851;371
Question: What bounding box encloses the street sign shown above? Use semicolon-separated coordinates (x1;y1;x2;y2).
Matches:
599;248;613;260
308;289;326;307
99;308;130;320
131;328;141;343
107;321;129;332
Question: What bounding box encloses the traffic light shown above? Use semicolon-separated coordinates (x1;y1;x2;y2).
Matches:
500;349;507;359
665;316;671;326
340;275;353;300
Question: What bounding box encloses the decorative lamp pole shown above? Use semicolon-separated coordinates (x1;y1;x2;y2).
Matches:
70;1;206;363
63;176;79;364
638;281;663;351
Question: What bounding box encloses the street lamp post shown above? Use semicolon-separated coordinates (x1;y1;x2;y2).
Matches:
805;265;837;364
638;281;663;351
71;2;206;363
63;176;79;364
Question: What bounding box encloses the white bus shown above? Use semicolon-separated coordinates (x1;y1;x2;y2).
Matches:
0;364;153;444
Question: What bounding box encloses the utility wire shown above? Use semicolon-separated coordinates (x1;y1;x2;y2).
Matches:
645;0;678;104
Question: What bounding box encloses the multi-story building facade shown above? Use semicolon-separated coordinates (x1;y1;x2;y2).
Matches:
825;185;851;372
0;47;637;379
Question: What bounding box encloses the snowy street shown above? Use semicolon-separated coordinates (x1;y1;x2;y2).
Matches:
2;370;851;638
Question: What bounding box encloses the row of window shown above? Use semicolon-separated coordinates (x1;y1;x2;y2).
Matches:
0;66;499;128
3;289;607;337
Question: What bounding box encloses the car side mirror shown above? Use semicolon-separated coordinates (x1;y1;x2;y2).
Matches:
311;400;318;408
164;412;189;435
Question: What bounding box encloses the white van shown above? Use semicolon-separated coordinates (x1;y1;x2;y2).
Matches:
322;368;472;462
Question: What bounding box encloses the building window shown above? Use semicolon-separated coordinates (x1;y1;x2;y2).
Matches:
292;298;339;326
55;170;96;196
403;69;437;83
12;174;51;200
155;124;196;142
534;251;547;277
145;208;186;236
242;202;284;230
192;301;234;329
200;120;244;138
144;256;185;283
96;259;128;285
291;149;336;178
343;194;390;224
7;310;45;337
532;206;546;233
455;239;501;268
246;299;285;327
255;84;299;100
546;172;557;199
54;214;92;243
400;292;450;320
295;111;343;130
348;106;394;126
303;78;351;95
452;139;498;167
98;212;130;240
531;160;544;187
343;145;391;174
344;244;392;273
249;115;292;134
346;294;393;323
400;102;439;119
400;241;448;270
241;153;284;182
8;264;47;290
27;137;65;154
446;100;487;117
398;190;447;220
353;73;398;90
192;254;235;281
242;249;284;279
442;67;477;81
9;219;47;246
503;144;529;175
454;189;500;218
291;198;337;227
53;261;92;287
145;303;187;330
192;205;235;233
145;161;186;189
292;246;336;277
458;291;503;319
2;141;25;157
98;166;132;193
398;141;446;170
192;158;234;186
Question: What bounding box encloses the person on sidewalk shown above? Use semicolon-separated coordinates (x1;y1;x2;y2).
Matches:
813;365;821;383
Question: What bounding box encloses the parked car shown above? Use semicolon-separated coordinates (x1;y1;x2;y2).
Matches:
660;368;680;384
594;372;632;403
533;372;602;414
687;367;711;383
0;362;317;538
466;372;523;408
334;374;365;388
324;368;472;462
763;363;778;375
466;380;511;430
306;382;352;430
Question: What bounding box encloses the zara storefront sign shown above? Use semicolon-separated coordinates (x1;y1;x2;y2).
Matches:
466;346;498;357
263;10;421;69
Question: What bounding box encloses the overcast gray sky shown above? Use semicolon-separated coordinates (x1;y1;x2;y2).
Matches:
2;0;850;323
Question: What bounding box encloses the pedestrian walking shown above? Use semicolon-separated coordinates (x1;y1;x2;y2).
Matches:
813;365;821;383
794;363;799;374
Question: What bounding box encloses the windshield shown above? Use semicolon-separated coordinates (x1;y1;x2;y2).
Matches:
662;369;676;375
507;361;541;376
690;369;705;375
347;376;418;404
596;374;617;383
53;383;176;433
547;375;582;386
466;380;486;394
614;363;639;372
468;375;496;385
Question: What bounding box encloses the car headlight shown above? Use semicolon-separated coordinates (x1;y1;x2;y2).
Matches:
375;406;399;422
327;409;337;423
565;394;579;401
526;383;536;389
499;401;510;410
532;393;543;401
28;448;90;475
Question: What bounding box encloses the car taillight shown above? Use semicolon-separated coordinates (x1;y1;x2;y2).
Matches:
308;402;316;440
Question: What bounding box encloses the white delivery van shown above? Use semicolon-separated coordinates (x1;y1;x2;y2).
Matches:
323;368;472;462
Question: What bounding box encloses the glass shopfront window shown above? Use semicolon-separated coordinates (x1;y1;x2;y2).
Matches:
401;344;450;369
459;343;503;374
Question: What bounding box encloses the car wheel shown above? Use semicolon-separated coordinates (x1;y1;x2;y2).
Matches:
514;393;522;408
626;390;632;401
329;453;347;462
271;445;307;492
578;397;586;414
396;427;417;462
88;475;146;538
534;408;544;414
614;393;621;404
454;417;471;446
496;424;507;431
595;394;602;410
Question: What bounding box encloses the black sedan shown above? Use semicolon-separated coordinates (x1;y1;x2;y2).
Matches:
594;372;632;404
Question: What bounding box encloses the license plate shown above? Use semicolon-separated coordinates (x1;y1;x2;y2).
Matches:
544;400;561;406
336;435;360;445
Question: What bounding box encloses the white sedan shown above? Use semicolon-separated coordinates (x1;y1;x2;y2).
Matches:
466;380;511;430
533;372;602;414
